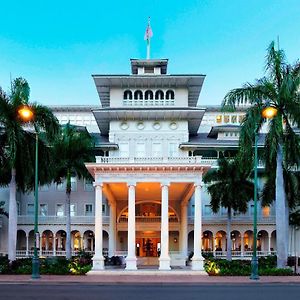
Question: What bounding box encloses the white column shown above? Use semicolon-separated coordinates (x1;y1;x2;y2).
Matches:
241;235;244;257
26;233;29;256
92;183;105;270
159;182;171;270
126;183;137;270
192;183;204;270
108;202;117;257
53;235;56;256
179;203;188;258
212;235;215;257
268;234;272;254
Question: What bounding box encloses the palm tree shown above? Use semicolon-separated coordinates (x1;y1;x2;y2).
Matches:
0;201;8;218
203;158;254;261
0;78;59;261
52;123;95;259
223;41;300;268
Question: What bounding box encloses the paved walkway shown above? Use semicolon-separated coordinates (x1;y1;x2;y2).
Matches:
0;273;300;284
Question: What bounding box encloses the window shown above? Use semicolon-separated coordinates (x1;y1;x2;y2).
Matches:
250;204;254;215
144;66;154;74
39;185;49;191
102;204;106;214
119;142;129;157
70;204;76;217
85;204;93;216
56;181;66;191
152;142;162;157
134;90;143;100
224;115;230;123
39;204;48;216
135;142;146;157
238;115;245;123
27;204;34;215
262;206;270;217
216;115;222;123
204;205;212;215
168;143;178;157
84;179;94;191
155;90;164;100
56;204;64;217
71;177;77;192
231;115;237;123
124;90;132;100
17;202;21;215
166;90;175;100
145;90;153;100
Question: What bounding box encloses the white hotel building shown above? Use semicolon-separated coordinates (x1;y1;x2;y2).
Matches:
1;57;297;270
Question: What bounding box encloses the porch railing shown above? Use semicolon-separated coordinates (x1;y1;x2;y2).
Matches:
118;216;179;223
14;250;276;259
18;215;110;225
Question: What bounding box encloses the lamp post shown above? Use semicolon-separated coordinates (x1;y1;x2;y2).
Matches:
250;123;259;280
250;105;278;280
18;105;40;279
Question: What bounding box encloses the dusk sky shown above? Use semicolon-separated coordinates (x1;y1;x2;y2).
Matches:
0;0;299;106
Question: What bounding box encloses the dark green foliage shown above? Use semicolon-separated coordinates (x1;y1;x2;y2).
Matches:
205;256;294;276
222;41;300;207
0;78;60;190
0;254;92;275
203;158;254;214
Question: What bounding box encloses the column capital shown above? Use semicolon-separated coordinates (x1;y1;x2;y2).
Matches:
127;181;136;187
194;182;203;188
93;182;104;188
161;181;170;188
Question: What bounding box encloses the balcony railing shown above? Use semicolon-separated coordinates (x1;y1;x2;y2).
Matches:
95;156;216;165
118;216;179;223
17;214;275;225
17;215;110;225
190;215;276;224
13;250;276;259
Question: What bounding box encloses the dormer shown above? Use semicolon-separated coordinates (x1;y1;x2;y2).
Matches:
130;59;168;75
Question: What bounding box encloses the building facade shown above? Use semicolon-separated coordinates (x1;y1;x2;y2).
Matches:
1;57;297;270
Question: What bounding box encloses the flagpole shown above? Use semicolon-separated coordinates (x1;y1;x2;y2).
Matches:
147;38;150;59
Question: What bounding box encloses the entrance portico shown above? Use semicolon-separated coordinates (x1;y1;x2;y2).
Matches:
86;157;210;271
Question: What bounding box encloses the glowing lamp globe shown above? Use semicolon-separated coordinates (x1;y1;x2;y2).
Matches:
18;106;34;121
262;106;278;119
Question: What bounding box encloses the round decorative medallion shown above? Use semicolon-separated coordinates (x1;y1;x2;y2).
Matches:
120;122;129;130
137;122;145;130
169;122;178;130
153;122;161;130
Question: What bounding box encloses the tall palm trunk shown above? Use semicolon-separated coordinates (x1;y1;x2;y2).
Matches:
275;144;288;268
65;171;72;259
8;168;17;261
226;207;232;261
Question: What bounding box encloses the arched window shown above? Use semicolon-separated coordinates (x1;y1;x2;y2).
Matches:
145;90;153;100
134;90;143;100
123;90;132;100
155;90;164;100
166;90;175;100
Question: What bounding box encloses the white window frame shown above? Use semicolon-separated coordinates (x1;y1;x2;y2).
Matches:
70;203;77;217
56;203;65;217
39;204;48;216
85;204;93;216
27;204;34;216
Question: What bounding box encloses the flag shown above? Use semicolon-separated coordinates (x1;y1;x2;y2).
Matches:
144;19;153;41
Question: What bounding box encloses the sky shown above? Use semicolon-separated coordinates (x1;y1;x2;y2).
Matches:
0;0;300;106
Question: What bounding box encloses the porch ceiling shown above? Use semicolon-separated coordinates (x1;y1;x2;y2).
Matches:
105;182;194;202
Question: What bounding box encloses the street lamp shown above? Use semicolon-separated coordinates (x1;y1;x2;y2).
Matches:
18;105;40;279
250;105;278;280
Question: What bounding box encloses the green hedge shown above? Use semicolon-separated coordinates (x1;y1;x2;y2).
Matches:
0;251;93;275
205;256;294;276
